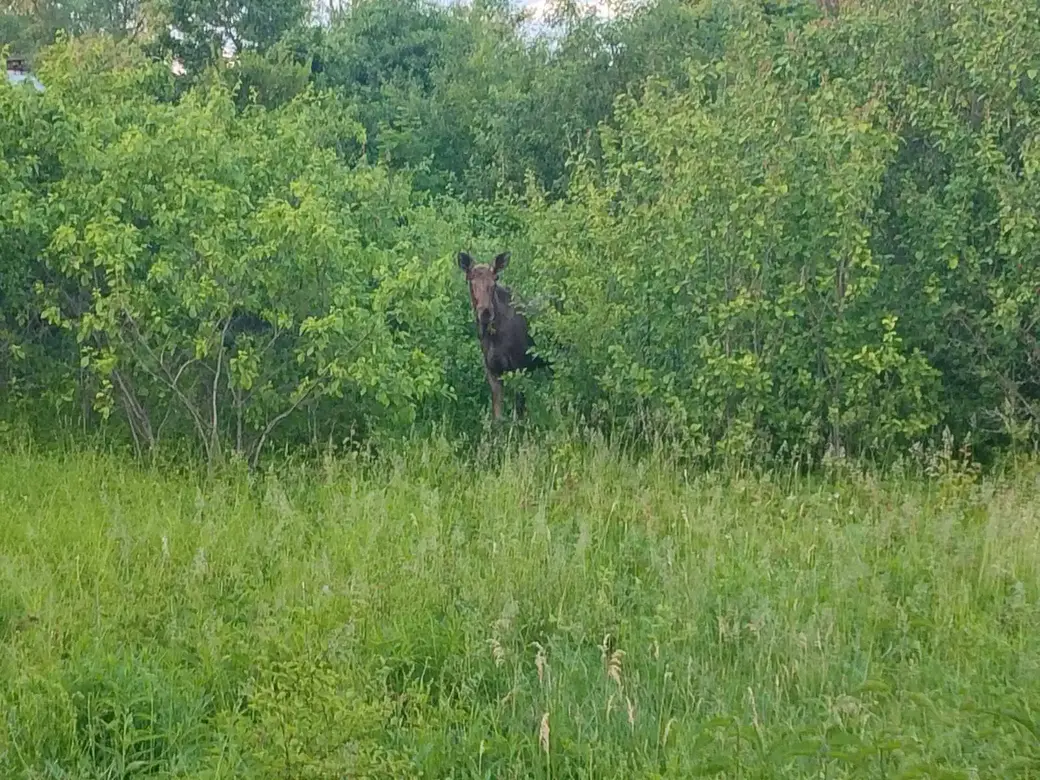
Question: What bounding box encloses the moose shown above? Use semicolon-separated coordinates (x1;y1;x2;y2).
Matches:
458;250;548;420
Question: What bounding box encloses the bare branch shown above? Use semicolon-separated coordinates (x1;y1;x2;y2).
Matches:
250;378;320;470
116;307;213;459
172;357;199;388
111;367;154;457
955;312;1040;424
210;317;233;463
249;320;380;469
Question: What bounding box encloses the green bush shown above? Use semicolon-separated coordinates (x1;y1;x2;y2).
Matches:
519;0;1039;461
5;36;494;463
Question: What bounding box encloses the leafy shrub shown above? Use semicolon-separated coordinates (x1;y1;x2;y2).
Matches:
518;0;1039;462
16;36;488;464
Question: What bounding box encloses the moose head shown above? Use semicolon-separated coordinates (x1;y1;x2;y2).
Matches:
458;250;510;337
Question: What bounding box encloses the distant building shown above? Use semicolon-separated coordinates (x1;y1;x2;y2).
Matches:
4;55;44;92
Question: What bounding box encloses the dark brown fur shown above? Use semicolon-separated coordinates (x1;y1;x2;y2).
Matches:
458;251;547;420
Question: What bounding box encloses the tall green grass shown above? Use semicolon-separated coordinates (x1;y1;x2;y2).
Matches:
1;436;1038;778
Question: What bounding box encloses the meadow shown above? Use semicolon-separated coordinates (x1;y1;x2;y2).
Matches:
4;0;1040;775
2;435;1038;778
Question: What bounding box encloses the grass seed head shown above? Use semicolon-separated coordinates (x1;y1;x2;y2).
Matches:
538;712;550;755
488;637;506;667
533;642;548;686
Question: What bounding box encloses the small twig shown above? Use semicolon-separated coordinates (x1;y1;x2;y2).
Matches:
955;312;1040;424
116;308;212;459
250;379;320;470
171;357;199;388
249;320;379;469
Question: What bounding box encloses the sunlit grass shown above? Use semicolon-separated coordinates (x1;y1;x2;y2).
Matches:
1;436;1038;778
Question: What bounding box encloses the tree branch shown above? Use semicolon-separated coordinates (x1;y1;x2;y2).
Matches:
210;316;233;463
248;320;380;469
116;307;213;460
249;378;320;470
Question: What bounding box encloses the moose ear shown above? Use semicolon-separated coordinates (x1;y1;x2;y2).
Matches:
492;252;511;274
457;252;474;273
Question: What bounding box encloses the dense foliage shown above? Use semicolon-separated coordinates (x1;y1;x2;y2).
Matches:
2;0;1039;465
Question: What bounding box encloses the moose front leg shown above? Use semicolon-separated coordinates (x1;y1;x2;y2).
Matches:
487;370;504;420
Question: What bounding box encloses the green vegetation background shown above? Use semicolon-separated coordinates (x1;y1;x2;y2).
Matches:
2;0;1040;775
2;0;1038;465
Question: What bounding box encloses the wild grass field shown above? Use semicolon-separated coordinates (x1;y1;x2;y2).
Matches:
1;436;1039;778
